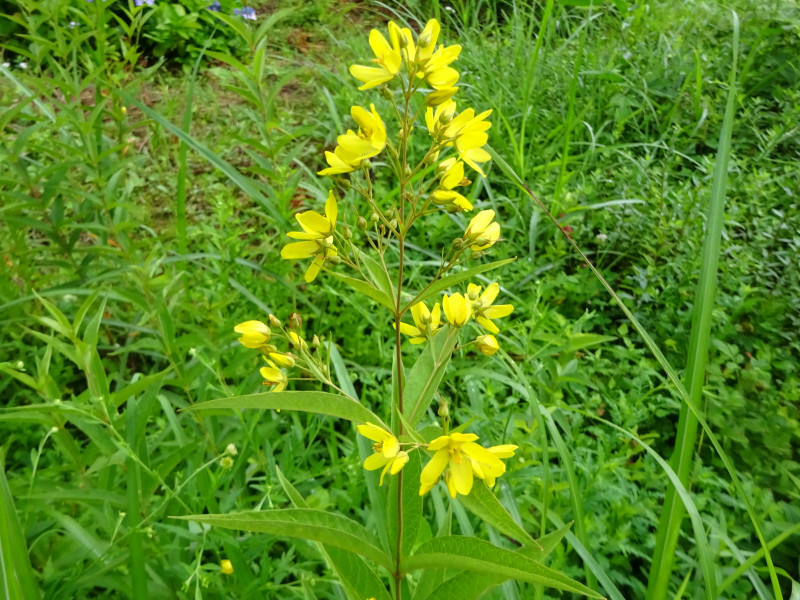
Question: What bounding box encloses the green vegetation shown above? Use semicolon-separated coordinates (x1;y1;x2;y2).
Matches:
1;0;798;598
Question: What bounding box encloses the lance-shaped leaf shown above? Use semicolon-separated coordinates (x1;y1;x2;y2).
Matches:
330;272;395;312
414;524;573;600
1;457;41;600
403;258;516;312
186;391;388;430
175;509;393;572
387;451;423;559
276;470;391;600
402;536;602;598
457;481;536;547
404;328;459;427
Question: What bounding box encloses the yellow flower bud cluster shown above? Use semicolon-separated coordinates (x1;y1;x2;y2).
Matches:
234;315;318;396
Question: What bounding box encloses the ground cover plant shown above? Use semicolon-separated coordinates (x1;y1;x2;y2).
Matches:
1;0;799;599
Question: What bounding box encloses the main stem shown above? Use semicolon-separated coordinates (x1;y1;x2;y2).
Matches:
392;79;413;600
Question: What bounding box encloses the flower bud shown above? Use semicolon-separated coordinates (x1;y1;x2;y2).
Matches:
225;443;238;456
385;206;396;219
437;402;450;418
120;106;127;115
288;313;302;331
380;86;393;100
220;559;234;575
311;334;321;348
268;314;281;328
328;254;342;265
404;163;412;178
342;225;352;240
357;216;368;230
370;211;380;224
220;456;234;469
389;219;399;230
476;334;499;356
451;238;465;251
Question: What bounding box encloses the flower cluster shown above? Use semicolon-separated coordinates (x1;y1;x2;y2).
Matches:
358;424;517;498
251;18;518;499
233;314;323;394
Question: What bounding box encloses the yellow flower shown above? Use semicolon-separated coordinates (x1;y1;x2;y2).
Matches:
358;422;408;485
415;19;440;64
442;292;471;327
260;359;288;392
288;332;308;351
425;86;459;107
464;210;500;251
349;29;402;90
397;301;442;344
281;192;339;282
431;158;472;212
471;444;518;487
475;334;499;356
425;100;457;139
234;320;271;349
269;352;296;368
318;105;387;176
419;432;506;498
467;283;513;333
388;21;416;67
443;108;492;176
220;559;233;575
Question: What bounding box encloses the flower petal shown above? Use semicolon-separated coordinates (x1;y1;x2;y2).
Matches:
281;241;318;259
364;452;391;471
420;449;449;484
357;422;391;443
449;457;473;496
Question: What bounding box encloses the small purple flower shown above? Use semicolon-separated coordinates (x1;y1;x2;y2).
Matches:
207;1;221;11
134;0;155;5
69;21;79;28
234;6;256;20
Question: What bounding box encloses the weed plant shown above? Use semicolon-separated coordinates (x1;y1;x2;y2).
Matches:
1;0;799;599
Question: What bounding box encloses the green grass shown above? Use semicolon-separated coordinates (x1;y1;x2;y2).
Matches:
2;0;800;598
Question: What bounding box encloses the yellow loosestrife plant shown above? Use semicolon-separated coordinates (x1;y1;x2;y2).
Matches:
184;19;604;600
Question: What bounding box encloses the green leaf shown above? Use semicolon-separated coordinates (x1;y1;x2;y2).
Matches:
329;272;395;312
456;481;535;547
404;258;516;312
387;451;423;559
415;527;572;600
404;328;459;428
357;248;395;304
275;469;391;600
187;391;388;429
402;536;602;598
0;454;42;600
175;509;393;572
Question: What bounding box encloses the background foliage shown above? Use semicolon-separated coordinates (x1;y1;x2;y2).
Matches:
1;0;799;598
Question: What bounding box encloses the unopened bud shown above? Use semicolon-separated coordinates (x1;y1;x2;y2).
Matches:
385;206;396;219
220;456;234;469
268;314;281;328
437;402;449;418
380;86;393;100
328;254;342;265
370;211;380;224
404;163;412;178
476;334;499;356
451;238;465;250
418;32;432;47
311;334;321;348
120;106;127;115
357;216;368;230
288;313;302;331
389;219;398;230
342;225;352;240
225;443;238;456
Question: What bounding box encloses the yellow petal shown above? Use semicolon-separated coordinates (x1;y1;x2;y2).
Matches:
349;64;394;90
420;449;449;484
483;304;513;319
427;436;450;451
480;283;499;305
325;190;338;228
304;255;324;283
488;444;518;459
357;422;391;443
430;303;441;328
461;442;505;469
476;315;500;334
296;210;331;236
449;457;473;496
281;241;318;259
382;435;399;458
427;66;459;89
398;322;421;337
445;471;458;498
390;451;409;475
364;452;391;471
